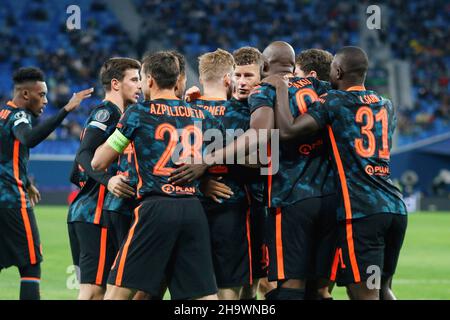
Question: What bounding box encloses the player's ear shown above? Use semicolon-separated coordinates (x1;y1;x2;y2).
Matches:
111;78;120;91
148;75;154;89
309;70;317;79
262;60;269;77
223;73;231;88
336;66;343;80
22;89;30;101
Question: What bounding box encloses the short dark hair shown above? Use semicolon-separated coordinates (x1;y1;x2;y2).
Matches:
335;46;369;82
233;47;264;67
12;67;45;85
99;57;141;91
295;49;333;81
169;50;186;76
142;51;180;89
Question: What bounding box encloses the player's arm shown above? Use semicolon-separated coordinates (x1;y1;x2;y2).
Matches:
200;176;234;203
12;88;93;148
169;106;274;185
90;130;135;198
91;128;129;171
25;176;41;207
263;76;321;141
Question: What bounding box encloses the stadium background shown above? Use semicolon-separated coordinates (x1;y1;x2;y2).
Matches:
0;0;448;299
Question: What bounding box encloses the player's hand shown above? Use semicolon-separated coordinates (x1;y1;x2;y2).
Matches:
107;175;135;198
168;160;209;185
200;176;234;203
262;75;288;88
27;184;41;207
184;86;201;102
64;88;94;112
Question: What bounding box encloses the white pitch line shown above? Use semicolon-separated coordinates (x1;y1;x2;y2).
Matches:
394;279;450;284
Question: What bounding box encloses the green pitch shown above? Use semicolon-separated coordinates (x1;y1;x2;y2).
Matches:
0;206;449;300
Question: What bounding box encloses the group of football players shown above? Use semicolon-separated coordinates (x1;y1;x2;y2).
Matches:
0;40;407;300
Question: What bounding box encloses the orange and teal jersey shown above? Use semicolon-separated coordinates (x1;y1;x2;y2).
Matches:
192;97;256;205
68;101;122;225
0;101;33;209
111;99;221;199
307;86;407;221
102;143;138;216
248;77;335;208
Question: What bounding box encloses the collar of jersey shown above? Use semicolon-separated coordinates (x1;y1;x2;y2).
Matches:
346;86;366;91
199;96;226;101
6;100;18;108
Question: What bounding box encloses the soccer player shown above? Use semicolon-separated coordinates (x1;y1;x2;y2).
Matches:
229;47;276;300
68;57;141;300
292;48;337;300
91;51;218;300
193;48;256;300
170;41;333;300
272;46;408;300
0;67;92;300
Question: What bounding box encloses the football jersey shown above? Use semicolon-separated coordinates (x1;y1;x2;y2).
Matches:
102;143;138;216
248;77;335;208
193;97;255;205
307;86;407;221
112;98;220;199
0;101;34;209
68;101;122;224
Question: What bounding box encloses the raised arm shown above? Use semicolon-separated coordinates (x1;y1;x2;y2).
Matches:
12;88;93;148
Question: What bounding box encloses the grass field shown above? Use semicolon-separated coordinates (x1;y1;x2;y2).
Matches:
0;206;449;300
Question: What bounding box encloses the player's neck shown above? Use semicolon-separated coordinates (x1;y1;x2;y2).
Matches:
202;84;227;100
339;81;365;91
103;93;125;112
10;97;26;109
151;88;179;100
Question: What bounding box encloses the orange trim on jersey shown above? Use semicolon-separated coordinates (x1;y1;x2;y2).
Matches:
198;96;226;101
21;277;40;281
153;96;180;100
94;185;106;224
115;205;141;286
330;248;341;281
327;127;361;282
7;100;18;108
13;140;37;265
275;208;285;280
346;86;366;92
246;207;253;285
131;142;143;199
95;227;108;285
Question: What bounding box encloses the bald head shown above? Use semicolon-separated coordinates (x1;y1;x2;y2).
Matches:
329;46;369;90
262;41;295;76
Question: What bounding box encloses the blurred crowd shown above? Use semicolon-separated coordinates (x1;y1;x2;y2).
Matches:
386;0;449;142
0;0;448;152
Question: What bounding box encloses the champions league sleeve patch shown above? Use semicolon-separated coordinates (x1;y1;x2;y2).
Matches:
13;111;31;127
94;109;110;123
14;110;28;120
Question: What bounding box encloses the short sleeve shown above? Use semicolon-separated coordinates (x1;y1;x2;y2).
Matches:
248;84;276;114
307;94;333;129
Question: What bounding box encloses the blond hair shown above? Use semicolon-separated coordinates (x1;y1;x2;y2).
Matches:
198;49;235;83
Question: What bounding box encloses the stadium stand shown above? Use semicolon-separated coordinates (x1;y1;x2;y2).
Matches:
0;0;447;201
